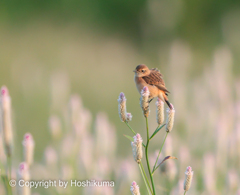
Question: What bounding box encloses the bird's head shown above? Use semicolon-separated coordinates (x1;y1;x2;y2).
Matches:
133;64;150;77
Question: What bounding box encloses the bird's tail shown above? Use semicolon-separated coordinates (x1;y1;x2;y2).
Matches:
163;93;173;109
165;99;173;110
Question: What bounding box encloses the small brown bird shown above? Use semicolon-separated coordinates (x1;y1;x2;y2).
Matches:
134;64;172;109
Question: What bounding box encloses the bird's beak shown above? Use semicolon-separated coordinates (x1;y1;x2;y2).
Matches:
133;70;137;73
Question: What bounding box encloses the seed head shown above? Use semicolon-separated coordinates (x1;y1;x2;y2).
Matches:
130;181;140;195
184;166;194;191
131;133;143;163
17;162;30;179
118;92;129;122
166;104;175;133
127;113;133;121
22;133;35;166
0;86;13;157
140;86;150;117
17;162;30;195
156;98;164;125
1;86;8;96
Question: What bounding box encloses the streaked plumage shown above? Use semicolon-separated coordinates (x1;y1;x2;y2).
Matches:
134;64;172;109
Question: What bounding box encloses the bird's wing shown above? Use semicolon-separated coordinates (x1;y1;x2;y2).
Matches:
142;69;170;93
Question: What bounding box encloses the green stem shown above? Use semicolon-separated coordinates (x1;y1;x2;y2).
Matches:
6;155;12;195
125;122;137;135
140;162;153;194
6;155;13;195
145;117;156;195
149;124;166;140
184;191;186;195
156;125;160;133
125;122;146;147
149;125;160;141
138;164;152;195
152;132;168;173
2;175;9;194
7;155;11;179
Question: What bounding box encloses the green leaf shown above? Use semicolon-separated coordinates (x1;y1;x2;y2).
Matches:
152;155;178;174
123;134;146;147
123;134;134;142
150;124;166;140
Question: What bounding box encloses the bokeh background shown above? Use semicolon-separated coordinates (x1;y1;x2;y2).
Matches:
0;0;240;194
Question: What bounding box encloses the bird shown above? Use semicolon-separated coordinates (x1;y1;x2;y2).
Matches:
134;64;172;109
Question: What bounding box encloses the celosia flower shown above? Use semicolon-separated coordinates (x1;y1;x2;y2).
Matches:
184;166;194;191
156;98;164;125
127;113;132;121
17;162;30;180
17;162;30;195
130;181;140;195
131;134;143;163
140;86;150;117
22;133;35;166
0;86;13;157
166;104;175;133
118;92;132;122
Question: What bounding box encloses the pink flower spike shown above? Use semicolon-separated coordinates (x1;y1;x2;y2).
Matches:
0;85;13;157
134;133;142;143
118;92;127;122
22;133;34;145
132;181;137;186
25;134;31;141
127;113;132;121
131;134;143;163
17;162;30;183
140;87;150;117
130;181;140;195
184;166;194;191
119;92;126;100
141;86;150;97
22;133;35;166
187;166;192;172
19;162;28;172
1;86;8;96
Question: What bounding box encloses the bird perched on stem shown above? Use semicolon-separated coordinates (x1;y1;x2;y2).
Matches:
134;64;172;109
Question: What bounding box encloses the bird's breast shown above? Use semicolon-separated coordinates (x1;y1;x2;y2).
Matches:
134;75;160;98
134;76;145;94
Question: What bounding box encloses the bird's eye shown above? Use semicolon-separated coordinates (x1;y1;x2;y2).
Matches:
141;69;145;72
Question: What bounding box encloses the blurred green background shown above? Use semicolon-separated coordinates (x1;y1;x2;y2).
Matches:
0;0;240;194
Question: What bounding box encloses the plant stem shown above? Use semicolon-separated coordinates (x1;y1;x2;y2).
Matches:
7;155;11;179
6;155;13;195
139;164;152;195
124;122;146;147
149;125;160;141
156;125;160;132
184;191;186;195
125;122;137;135
149;124;165;140
2;175;9;194
152;132;168;173
140;162;153;194
145;117;156;195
